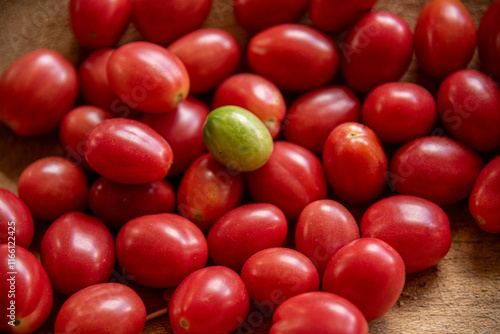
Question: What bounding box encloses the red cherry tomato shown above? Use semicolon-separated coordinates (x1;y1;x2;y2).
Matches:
207;203;288;272
245;141;328;220
469;156;500;233
54;282;146;334
0;245;53;334
0;49;78;136
84;118;173;184
283;85;361;154
389;136;484;206
106;41;190;113
414;0;476;79
69;0;131;49
40;211;115;295
212;73;286;139
270;291;368;334
247;23;340;92
18;156;88;221
115;213;208;288
361;195;452;273
0;189;34;249
322;122;388;204
478;0;500;81
295;199;360;277
437;69;500;152
169;266;250;334
340;11;413;93
131;0;212;45
322;237;406;322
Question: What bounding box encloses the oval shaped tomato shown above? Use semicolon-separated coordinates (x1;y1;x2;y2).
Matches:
389;136;484;206
322;237;406;322
54;282;146;334
414;0;476;79
283;85;361;154
0;189;33;249
247;23;340;92
84;118;173;184
361;195;452;273
340;11;413;93
207;203;288;272
246;141;328;220
437;69;500;152
478;0;500;81
0;49;78;136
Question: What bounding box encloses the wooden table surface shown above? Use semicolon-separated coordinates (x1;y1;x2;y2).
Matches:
0;0;499;333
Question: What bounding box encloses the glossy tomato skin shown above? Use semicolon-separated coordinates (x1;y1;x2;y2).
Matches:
0;245;53;334
177;153;245;233
18;156;88;221
169;266;250;334
107;41;190;113
245;141;328;220
322;237;406;322
84;118;173;184
132;0;212;45
270;291;368;334
241;247;320;311
89;177;176;230
115;213;208;288
322;122;388;204
207;203;288;272
283;85;361;154
247;23;340;92
212;73;286;139
40;212;115;295
341;11;413;93
295;199;360;277
361;195;452;273
478;0;500;81
69;0;131;49
437;69;500;152
414;0;476;79
469;156;500;233
54;282;146;334
389;136;484;206
0;49;78;136
362;82;437;145
0;189;34;249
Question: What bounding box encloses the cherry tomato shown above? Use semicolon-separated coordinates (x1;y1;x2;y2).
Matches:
18;156;88;221
437;69;500;152
169;266;250;334
0;49;78;136
207;203;288;272
295;199;360;277
389;136;484;206
322;122;388;204
0;189;34;249
241;247;320;312
247;23;340;92
414;0;476;79
131;0;212;45
106;41;190;113
245;141;328;220
270;291;368;334
340;11;413;93
84;118;173;184
176;153;245;233
478;0;500;81
283;85;361;154
322;237;406;322
0;245;53;334
469;156;500;233
69;0;131;49
54;282;146;334
212;73;286;139
115;213;208;288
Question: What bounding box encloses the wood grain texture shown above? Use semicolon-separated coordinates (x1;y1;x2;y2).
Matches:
0;0;499;333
